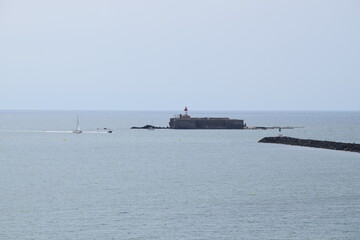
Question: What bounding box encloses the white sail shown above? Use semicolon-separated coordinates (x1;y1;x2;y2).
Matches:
76;117;81;131
73;116;82;134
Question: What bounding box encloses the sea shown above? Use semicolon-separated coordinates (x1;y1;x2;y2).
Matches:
0;110;359;240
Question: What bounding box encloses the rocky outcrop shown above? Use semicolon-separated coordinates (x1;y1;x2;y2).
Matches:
246;126;298;130
259;136;360;153
131;125;169;129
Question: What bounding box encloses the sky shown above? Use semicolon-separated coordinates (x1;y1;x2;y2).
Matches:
0;0;359;111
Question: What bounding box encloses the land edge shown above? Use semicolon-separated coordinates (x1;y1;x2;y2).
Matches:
259;136;360;153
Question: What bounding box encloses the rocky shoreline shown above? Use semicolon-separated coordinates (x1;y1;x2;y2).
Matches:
259;136;360;153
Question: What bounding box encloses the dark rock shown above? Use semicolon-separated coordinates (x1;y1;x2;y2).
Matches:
131;125;169;129
246;126;299;130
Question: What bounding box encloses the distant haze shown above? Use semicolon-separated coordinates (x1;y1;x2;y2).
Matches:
0;0;359;111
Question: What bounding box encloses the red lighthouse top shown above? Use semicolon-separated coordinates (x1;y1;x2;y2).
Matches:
184;106;188;112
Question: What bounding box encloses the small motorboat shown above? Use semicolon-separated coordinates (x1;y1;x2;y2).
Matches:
103;127;113;133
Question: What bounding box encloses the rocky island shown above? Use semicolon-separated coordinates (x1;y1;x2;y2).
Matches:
131;107;300;130
169;107;246;129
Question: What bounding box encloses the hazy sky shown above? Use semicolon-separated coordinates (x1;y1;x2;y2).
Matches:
0;0;359;111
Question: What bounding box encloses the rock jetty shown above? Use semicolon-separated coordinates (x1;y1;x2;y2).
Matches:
259;136;360;153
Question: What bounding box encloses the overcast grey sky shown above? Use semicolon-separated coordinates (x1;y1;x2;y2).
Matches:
0;0;359;111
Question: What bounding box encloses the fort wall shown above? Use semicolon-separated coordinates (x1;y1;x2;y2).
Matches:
169;118;245;129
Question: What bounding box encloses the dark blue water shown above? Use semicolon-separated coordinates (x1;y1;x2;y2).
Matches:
0;111;359;239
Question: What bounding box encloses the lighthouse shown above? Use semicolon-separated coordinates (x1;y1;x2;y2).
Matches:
182;106;190;118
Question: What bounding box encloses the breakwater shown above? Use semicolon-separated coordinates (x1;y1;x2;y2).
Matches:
259;136;360;153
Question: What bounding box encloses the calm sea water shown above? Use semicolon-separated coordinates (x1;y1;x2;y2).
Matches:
0;111;359;240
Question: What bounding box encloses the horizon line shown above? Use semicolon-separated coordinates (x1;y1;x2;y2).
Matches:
0;109;359;112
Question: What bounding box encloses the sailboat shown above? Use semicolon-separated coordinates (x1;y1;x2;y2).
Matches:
73;116;82;134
